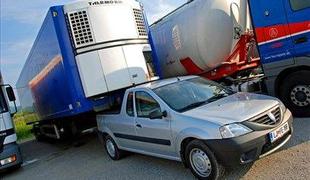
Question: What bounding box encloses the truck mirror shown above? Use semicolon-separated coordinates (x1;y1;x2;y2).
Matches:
6;86;16;102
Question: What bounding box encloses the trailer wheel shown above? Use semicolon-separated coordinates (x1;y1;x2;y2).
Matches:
105;135;123;160
279;70;310;117
33;125;45;142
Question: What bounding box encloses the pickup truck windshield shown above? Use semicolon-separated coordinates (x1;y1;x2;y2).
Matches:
0;89;8;113
153;77;234;112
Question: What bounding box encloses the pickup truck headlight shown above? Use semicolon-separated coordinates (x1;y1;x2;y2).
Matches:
219;123;252;139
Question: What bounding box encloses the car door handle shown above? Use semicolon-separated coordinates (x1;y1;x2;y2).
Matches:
136;124;142;128
294;37;308;44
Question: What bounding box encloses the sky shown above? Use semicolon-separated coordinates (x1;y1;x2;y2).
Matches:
0;0;185;88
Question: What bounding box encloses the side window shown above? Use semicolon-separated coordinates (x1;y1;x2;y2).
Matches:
135;91;160;118
126;92;134;117
290;0;310;11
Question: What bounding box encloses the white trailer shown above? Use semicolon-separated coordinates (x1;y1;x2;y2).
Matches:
16;0;158;140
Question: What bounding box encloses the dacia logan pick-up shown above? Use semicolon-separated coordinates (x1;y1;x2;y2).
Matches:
97;76;293;180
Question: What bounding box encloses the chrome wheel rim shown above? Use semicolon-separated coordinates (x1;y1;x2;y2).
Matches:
189;148;212;177
290;85;310;107
106;139;116;157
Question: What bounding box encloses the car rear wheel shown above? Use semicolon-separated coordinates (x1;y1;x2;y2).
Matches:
279;70;310;117
185;140;224;180
105;135;123;160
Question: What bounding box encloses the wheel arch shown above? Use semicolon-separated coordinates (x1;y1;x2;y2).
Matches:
180;137;197;167
97;126;119;146
176;127;218;166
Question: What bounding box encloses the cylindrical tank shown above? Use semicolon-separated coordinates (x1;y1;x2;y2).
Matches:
150;0;248;78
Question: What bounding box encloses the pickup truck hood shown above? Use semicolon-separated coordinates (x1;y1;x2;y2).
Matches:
182;92;280;125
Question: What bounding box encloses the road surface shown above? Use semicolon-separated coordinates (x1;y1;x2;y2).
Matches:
2;118;309;180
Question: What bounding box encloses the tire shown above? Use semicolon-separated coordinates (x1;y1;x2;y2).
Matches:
33;126;45;142
104;135;123;160
185;140;224;180
279;70;310;117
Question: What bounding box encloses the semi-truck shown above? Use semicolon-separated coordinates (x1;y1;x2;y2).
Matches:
149;0;310;117
16;0;157;140
0;72;23;170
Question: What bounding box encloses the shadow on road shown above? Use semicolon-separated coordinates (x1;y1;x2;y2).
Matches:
1;133;98;176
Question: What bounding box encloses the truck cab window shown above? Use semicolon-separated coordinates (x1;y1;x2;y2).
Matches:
290;0;310;11
135;91;160;118
126;92;134;116
0;89;8;113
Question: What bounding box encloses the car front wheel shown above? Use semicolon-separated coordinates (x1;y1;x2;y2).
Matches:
185;140;224;180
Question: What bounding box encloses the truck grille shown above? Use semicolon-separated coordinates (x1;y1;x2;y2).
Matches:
67;10;94;47
133;9;147;37
250;106;281;126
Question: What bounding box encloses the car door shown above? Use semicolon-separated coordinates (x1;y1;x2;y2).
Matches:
284;0;310;58
133;90;175;156
109;92;137;149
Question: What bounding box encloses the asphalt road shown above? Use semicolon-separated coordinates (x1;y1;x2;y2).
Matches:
2;118;309;180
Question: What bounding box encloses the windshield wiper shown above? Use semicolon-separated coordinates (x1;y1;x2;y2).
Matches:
179;100;208;112
206;93;228;103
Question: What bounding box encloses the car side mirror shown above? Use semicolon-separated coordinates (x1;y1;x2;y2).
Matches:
6;86;16;102
149;110;167;119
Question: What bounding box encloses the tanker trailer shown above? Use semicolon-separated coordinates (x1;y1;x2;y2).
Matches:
149;0;310;117
149;0;256;79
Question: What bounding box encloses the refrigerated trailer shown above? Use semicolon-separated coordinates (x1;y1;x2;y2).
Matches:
149;0;310;117
0;72;22;170
16;0;156;140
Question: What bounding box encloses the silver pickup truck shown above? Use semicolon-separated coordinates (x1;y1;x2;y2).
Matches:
97;76;293;180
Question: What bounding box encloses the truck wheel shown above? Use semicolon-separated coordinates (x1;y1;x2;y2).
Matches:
105;135;123;160
185;140;224;180
33;125;45;142
279;71;310;117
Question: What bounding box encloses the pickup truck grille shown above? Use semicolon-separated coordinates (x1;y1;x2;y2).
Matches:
250;106;281;126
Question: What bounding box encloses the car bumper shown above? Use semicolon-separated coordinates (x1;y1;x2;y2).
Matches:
0;143;23;170
204;109;293;167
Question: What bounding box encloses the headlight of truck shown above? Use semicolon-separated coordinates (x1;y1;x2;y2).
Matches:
219;123;252;139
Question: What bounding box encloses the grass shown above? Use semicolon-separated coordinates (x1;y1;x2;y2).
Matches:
13;111;37;141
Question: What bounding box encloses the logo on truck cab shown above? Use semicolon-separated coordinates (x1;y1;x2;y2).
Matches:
88;0;122;6
269;28;278;38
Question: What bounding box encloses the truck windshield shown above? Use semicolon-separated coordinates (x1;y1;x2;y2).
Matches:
0;89;8;113
153;77;234;112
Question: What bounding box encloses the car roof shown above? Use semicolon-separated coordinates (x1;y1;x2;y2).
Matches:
129;75;199;90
